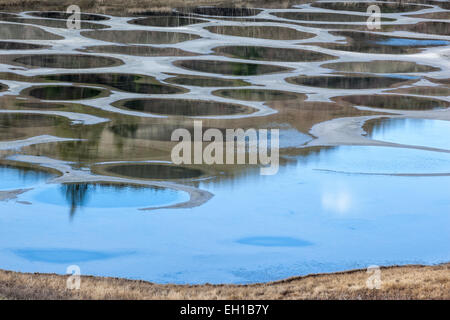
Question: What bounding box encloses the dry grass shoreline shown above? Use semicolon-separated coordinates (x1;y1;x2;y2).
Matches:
0;0;305;15
1;263;448;300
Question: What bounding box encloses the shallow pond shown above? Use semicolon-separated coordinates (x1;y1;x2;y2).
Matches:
271;11;395;22
114;98;255;116
80;45;197;57
94;163;205;180
205;25;315;40
407;11;450;20
213;45;337;62
0;23;62;40
0;165;55;190
174;59;292;76
30;182;188;215
27;11;109;21
322;60;440;74
0;17;108;30
365;118;450;151
81;30;200;44
1;145;450;283
388;86;450;97
213;89;301;101
41;73;185;95
165;75;250;87
310;2;431;13
402;21;450;36
0;41;49;50
8;54;124;69
340;94;449;110
0;113;68;140
184;7;262;16
25;85;108;100
312;31;450;54
13;102;67;109
128;16;205;27
299;145;450;175
287;75;413;89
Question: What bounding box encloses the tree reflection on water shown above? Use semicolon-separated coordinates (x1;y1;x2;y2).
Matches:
61;183;90;218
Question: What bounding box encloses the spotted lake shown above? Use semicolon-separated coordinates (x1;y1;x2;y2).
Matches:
0;2;449;284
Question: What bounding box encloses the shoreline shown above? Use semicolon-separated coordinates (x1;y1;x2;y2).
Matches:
1;263;448;300
0;0;306;15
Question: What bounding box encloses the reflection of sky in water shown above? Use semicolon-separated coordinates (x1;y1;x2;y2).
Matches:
279;129;312;148
237;236;312;247
13;248;133;263
31;183;188;209
1;145;449;284
0;166;53;190
299;146;450;174
367;118;450;151
386;75;419;80
373;38;450;46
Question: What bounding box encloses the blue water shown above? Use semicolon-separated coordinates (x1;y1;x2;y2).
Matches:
13;248;134;264
387;74;420;80
0;146;449;284
0;166;54;190
31;183;188;210
374;38;450;46
299;145;450;174
237;236;313;247
368;118;450;151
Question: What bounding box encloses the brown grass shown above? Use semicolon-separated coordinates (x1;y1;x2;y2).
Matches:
1;263;448;300
0;0;304;15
